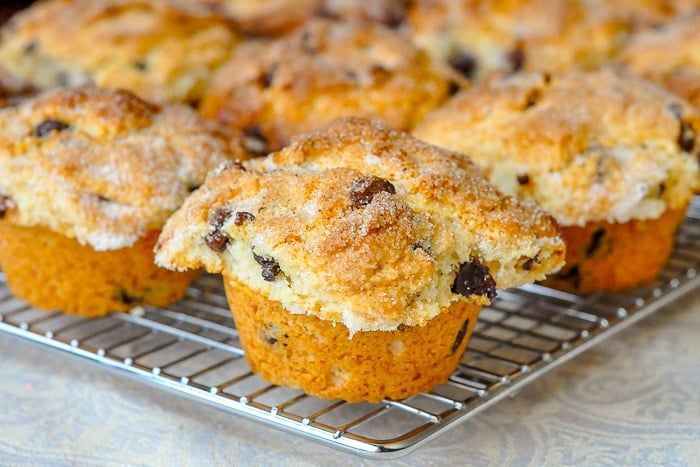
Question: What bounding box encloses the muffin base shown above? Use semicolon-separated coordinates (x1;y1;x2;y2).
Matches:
542;207;688;294
0;222;200;317
224;278;481;403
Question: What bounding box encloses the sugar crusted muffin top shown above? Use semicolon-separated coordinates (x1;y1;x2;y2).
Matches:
0;86;247;250
0;0;240;103
413;69;700;227
155;118;565;334
199;17;461;153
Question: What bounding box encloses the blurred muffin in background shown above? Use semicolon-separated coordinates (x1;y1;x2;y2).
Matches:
405;0;698;83
620;11;700;109
0;86;249;316
414;69;699;293
200;17;462;154
174;0;408;36
0;0;240;104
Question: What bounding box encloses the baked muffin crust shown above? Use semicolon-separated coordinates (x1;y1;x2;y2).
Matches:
0;0;240;103
0;86;247;250
413;69;700;226
155;118;565;334
200;17;461;152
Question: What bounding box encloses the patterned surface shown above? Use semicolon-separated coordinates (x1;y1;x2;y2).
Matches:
1;288;698;466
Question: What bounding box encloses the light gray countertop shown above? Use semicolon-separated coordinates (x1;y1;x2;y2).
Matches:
1;288;699;466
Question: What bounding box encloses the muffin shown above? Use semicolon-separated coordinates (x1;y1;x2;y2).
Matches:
620;12;700;109
174;0;408;36
0;86;248;316
414;69;699;293
199;17;462;154
0;0;240;104
155;117;566;402
404;0;695;83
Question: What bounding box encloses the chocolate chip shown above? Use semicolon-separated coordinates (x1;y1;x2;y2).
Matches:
522;88;541;109
265;335;278;345
205;230;229;252
260;65;276;88
585;228;605;258
261;324;280;345
447;80;461;96
370;64;389;77
211;207;233;227
448;50;478;81
508;45;525;72
517;173;530;185
23;41;37;53
558;264;581;289
35;119;70;137
451;259;497;300
522;257;540;271
657;182;666;198
0;194;12;218
205;207;233;252
451;319;470;354
678;120;696;153
116;288;141;305
253;252;281;281
350;176;396;208
242;125;270;157
380;5;406;28
133;61;147;72
234;211;255;225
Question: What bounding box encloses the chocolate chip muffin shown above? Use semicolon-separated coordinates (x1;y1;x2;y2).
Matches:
404;0;684;83
0;86;248;316
414;69;699;293
155;117;565;402
199;17;462;154
0;0;240;104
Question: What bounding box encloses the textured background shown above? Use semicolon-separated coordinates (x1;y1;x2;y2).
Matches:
1;288;698;466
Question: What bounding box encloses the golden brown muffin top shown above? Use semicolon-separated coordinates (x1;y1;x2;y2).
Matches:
404;0;696;83
413;69;700;226
199;17;461;153
620;12;700;108
155;118;565;333
0;87;248;250
0;0;240;103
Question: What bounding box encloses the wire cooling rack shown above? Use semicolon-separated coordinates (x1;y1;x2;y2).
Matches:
1;196;698;459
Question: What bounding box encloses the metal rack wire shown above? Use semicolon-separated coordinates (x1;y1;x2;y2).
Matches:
1;196;698;459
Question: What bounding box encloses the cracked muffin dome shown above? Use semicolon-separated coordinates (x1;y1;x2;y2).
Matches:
0;0;240;103
0;86;248;250
413;69;699;292
156;117;565;334
199;17;462;154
